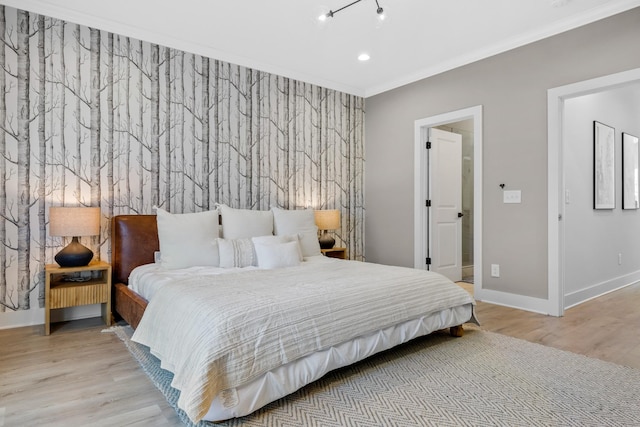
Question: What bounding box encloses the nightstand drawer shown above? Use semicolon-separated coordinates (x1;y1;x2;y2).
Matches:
49;281;109;309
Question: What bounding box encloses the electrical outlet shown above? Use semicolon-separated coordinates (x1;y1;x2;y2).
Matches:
491;264;500;278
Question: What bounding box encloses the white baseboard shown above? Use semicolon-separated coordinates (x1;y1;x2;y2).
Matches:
564;270;640;309
0;304;102;330
474;288;552;315
0;307;44;330
475;269;640;316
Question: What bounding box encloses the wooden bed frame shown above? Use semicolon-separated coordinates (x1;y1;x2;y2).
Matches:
110;214;465;336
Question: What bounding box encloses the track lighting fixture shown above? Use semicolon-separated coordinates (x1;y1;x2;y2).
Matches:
319;0;385;21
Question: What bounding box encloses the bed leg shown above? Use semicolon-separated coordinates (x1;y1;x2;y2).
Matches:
449;325;464;337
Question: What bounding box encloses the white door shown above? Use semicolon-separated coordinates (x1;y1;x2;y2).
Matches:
428;128;462;281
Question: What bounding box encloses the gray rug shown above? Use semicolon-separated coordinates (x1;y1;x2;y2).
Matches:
109;325;640;426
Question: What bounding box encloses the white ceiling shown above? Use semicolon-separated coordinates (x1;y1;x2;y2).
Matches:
6;0;640;97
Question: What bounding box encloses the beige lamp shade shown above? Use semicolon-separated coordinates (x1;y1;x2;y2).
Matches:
314;209;341;231
49;207;101;237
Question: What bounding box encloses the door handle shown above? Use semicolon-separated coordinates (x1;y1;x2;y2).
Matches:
458;212;464;218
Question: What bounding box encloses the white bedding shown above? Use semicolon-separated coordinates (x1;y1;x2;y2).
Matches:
130;258;475;423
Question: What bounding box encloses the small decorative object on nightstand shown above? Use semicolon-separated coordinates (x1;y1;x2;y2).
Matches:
321;247;347;260
314;209;341;249
44;261;112;335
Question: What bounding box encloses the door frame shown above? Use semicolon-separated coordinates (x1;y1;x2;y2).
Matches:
547;67;640;317
414;105;483;296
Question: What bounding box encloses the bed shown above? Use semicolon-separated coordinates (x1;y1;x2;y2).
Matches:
111;209;477;423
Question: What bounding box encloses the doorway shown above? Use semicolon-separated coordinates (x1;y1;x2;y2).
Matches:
414;106;483;295
548;68;640;316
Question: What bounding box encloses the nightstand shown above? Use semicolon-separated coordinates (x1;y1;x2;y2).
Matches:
44;261;112;335
321;247;347;259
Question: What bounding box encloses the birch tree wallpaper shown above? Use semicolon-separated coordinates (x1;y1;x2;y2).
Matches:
0;6;365;327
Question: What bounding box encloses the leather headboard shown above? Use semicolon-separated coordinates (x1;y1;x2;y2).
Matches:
111;215;159;285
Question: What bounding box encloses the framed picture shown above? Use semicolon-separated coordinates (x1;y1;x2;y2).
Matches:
622;132;640;209
593;121;615;209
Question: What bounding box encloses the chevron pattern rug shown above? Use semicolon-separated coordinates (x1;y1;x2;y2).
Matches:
109;325;640;426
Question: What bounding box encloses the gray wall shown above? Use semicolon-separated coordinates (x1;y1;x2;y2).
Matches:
365;8;640;299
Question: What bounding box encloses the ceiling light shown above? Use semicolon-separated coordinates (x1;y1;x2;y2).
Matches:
358;53;370;61
376;1;385;18
320;0;385;21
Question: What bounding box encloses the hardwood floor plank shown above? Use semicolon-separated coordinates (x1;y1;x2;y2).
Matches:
0;320;182;426
464;281;640;369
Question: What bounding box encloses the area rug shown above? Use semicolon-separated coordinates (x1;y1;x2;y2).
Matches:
108;325;640;426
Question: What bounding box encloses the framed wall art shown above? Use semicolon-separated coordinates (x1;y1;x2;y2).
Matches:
622;132;640;209
593;121;615;209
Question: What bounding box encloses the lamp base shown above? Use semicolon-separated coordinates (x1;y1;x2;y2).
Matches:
319;231;335;249
55;236;94;267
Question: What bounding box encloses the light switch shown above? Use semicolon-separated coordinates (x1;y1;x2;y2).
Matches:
503;190;522;204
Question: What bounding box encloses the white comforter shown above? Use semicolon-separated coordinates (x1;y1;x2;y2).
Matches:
131;259;474;422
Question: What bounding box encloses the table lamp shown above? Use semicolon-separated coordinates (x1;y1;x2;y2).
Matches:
49;207;101;267
314;209;340;249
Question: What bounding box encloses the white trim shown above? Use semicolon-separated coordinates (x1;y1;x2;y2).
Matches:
547;68;640;316
564;270;640;309
547;89;564;317
0;307;44;330
473;289;551;315
414;106;483;295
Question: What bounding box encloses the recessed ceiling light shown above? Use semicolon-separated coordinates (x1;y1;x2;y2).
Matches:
358;53;371;61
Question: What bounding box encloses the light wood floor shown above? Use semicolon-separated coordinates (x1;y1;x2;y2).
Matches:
459;280;640;369
1;283;639;426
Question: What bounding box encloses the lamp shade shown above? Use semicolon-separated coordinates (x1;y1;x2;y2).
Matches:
314;209;340;230
50;207;101;237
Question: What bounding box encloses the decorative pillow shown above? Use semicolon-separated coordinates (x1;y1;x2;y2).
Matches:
296;229;322;257
271;207;321;257
218;238;256;268
252;234;303;261
218;204;273;239
155;208;220;269
254;241;301;269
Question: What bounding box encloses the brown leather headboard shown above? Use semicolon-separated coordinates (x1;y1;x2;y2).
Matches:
111;215;159;285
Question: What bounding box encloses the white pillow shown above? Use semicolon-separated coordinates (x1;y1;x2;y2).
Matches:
218;238;256;268
219;204;273;239
297;230;322;258
271;207;321;257
156;208;219;269
271;207;315;233
252;234;303;261
254;241;301;269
